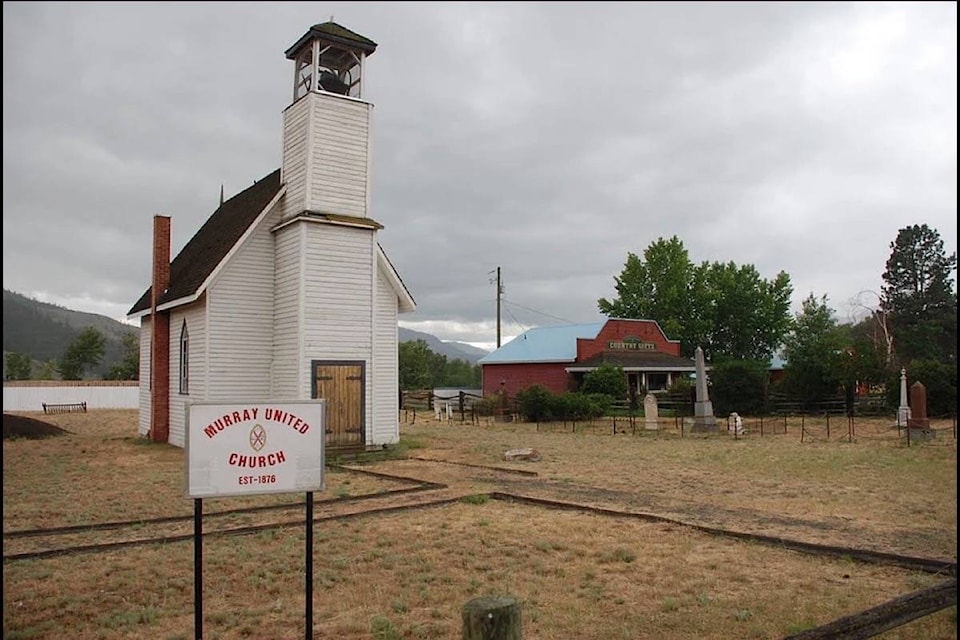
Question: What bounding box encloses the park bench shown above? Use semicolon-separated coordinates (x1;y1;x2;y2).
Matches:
42;402;87;414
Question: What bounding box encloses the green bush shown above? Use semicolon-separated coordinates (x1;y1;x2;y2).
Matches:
581;364;628;399
557;392;609;421
516;385;557;422
515;386;610;422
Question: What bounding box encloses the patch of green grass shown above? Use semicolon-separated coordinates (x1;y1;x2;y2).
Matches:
597;546;636;564
370;615;400;640
460;493;489;505
784;618;818;634
661;597;681;612
100;606;161;629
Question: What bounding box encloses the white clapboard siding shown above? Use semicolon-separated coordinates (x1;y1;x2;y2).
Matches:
272;222;303;398
204;207;278;402
138;315;152;437
301;226;373;344
167;302;206;447
299;224;374;399
280;98;311;219
372;262;401;445
307;95;371;217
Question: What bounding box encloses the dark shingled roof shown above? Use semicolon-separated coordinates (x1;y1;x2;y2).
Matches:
285;21;378;59
128;169;282;315
571;351;697;371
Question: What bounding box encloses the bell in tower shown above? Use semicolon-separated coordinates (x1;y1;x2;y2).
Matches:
285;20;378;101
280;20;380;221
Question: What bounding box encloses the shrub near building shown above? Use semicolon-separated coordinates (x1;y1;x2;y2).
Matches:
515;385;610;423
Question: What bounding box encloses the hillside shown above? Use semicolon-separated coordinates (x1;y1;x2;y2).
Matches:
3;290;489;378
398;327;489;364
3;289;137;377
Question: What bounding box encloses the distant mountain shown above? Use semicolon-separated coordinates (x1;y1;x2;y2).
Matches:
399;327;489;364
3;289;489;378
2;289;137;378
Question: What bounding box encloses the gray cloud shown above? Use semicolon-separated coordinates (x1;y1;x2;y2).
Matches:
3;2;956;348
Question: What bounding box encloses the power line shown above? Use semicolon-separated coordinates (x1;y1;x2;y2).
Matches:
502;305;527;336
501;298;576;325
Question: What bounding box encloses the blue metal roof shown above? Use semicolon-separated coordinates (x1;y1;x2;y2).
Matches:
478;322;605;364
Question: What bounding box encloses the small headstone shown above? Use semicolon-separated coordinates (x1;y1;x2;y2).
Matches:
728;412;744;436
503;447;541;462
644;393;659;430
906;381;934;441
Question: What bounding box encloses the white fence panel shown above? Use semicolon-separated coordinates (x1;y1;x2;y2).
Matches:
3;382;140;412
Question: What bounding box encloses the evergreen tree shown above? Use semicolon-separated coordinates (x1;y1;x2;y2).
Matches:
881;224;957;365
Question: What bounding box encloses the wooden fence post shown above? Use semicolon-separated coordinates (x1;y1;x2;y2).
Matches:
462;595;521;640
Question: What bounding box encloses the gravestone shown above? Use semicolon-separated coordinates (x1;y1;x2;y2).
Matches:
691;346;717;432
728;412;744;436
897;368;912;427
906;381;934;441
644;393;659;430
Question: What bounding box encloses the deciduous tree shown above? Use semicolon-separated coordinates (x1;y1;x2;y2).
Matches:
598;236;793;362
5;352;32;380
106;333;140;380
781;294;844;404
59;327;106;381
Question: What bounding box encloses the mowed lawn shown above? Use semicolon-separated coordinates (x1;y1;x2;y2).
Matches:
3;409;957;640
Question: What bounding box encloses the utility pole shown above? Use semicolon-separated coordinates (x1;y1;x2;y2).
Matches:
490;267;503;348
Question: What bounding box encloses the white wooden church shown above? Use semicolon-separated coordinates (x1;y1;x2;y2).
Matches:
128;22;415;452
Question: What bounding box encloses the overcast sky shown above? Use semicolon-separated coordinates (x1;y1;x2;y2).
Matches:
3;2;957;350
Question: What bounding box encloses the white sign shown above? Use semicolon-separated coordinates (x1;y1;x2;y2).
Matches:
186;400;325;498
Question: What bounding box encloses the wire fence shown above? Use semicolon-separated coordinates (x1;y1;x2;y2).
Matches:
400;390;957;446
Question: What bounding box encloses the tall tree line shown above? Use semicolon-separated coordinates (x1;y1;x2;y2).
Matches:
398;339;481;390
597;235;793;362
597;225;956;408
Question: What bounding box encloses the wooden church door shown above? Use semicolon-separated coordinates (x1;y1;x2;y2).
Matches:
312;361;365;449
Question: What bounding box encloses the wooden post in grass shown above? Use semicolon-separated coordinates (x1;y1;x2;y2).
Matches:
462;596;521;640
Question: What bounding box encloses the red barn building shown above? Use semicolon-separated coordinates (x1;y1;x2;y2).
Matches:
479;318;697;401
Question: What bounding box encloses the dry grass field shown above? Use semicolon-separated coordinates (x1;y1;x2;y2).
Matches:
2;409;956;640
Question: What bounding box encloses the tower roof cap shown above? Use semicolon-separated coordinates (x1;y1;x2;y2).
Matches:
285;21;377;59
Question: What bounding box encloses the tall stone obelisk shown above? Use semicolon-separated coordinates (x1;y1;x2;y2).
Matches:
692;346;717;432
897;368;912;427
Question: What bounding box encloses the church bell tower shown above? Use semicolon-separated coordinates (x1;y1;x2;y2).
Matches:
280;21;379;221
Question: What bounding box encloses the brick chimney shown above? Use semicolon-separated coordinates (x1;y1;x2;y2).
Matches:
150;215;171;443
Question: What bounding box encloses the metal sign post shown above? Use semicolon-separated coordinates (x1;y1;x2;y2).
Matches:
186;400;325;640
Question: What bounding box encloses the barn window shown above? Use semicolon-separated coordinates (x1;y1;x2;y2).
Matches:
179;320;189;395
